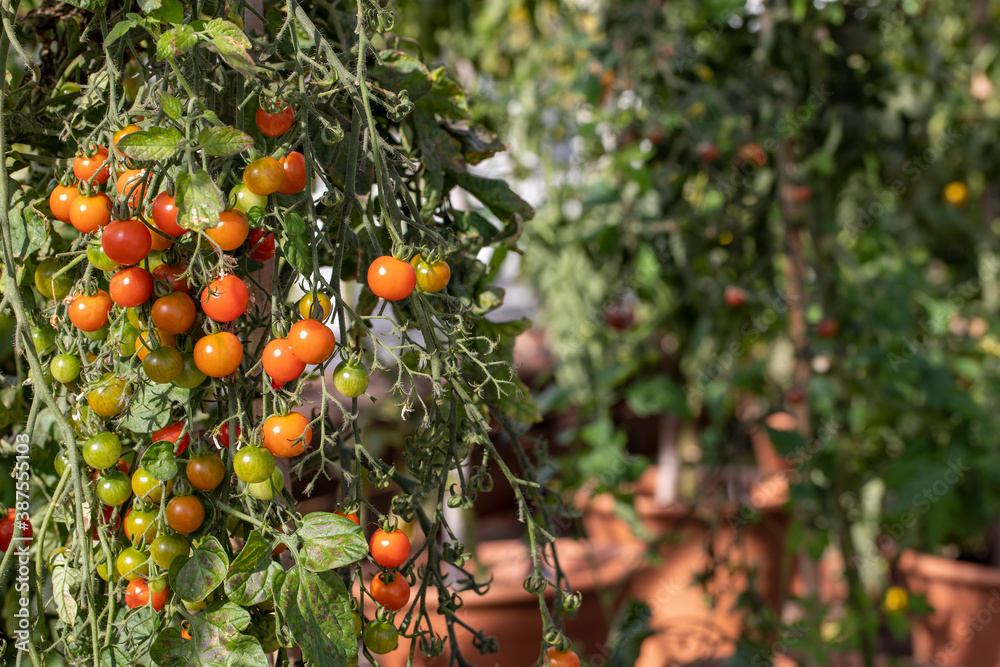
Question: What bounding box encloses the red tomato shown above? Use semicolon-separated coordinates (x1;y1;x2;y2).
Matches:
369;528;410;569
277;152;307;194
152;263;192;294
200;275;249;322
261;412;312;458
217;422;240;448
125;579;168;611
205;209;250;251
151;292;197;334
69;193;112;233
335;511;360;525
152;192;186;237
546;648;581;667
102;219;152;266
371;572;410;611
69;290;113;331
255;104;294;137
262;338;306;384
247;228;275;261
109;267;154;307
368;256;416;301
194;332;244;378
73;146;110;184
166;495;205;534
288;319;336;365
0;508;33;552
49;183;80;223
153;421;191;455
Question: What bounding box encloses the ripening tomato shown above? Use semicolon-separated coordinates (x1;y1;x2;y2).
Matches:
149;228;174;251
132;466;174;504
124;507;159;543
69;192;112;233
194;331;244;377
151;533;189;569
87;373;131;417
34;258;74;301
255;104;294;137
0;509;33;552
87;239;118;271
116;169;149;207
288;319;336;365
262;338;306;384
546;648;581;667
166;495;205;534
262;412;312;458
143;346;183;384
205;209;250;251
277;152;307;194
218;422;240;448
200;275;249;322
151;292;197;334
152;192;185;237
103;219;152;265
113;124;140;155
228;184;268;216
247;228;275;261
69;290;113;331
187;452;225;491
369;528;410;568
233;446;275;483
243;157;285;196
151;263;192;294
368;256;416;301
117;547;150;581
49;183;79;223
73;146;110;184
410;254;451;293
371;572;411;611
135;328;176;361
153;421;191;455
109;267;154;307
125;579;168;611
298;293;332;321
363;621;399;655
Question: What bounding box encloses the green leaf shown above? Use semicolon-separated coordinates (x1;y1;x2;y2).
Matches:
494;374;542;424
454;171;534;223
224;530;278;605
122;383;188;433
153;0;183;23
418;67;470;120
207;34;256;79
764;426;809;458
8;180;48;260
138;0;161;13
624;376;690;418
277;567;357;667
169;537;229;602
280;212;314;274
297;513;368;572
106;20;137;45
156;25;198;60
203;18;251;49
452;210;501;243
60;0;108;12
370;51;433;100
150;602;263;667
117;127;184;161
156;90;183;120
197;126;253;156
50;553;83;624
140;441;179;481
175;171;224;231
99;646;131;667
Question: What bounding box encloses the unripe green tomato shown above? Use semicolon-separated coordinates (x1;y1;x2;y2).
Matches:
117;547;150;581
228;184;268;219
95;471;132;506
183;599;207;614
54;450;70;478
173;354;207;388
333;360;369;398
247;467;284;501
115;321;141;357
151;533;190;569
50;353;81;384
83;324;109;341
34;258;74;300
87;241;119;272
83;431;122;470
31;326;56;355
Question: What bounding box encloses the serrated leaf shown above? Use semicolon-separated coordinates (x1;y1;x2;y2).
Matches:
51;555;83;624
280;212;313;274
418;67;469;120
106;20;137;45
175;171;224;231
297;513;368;572
169;537;229;602
277;567;356;667
224;530;277;606
140;441;178;481
370;51;433;100
99;646;130;667
454;171;534;223
154;0;183;23
8;180;48;259
207;34;256;79
157;25;198;60
122;383;189;432
156;90;183;120
117;127;184;161
203;18;251;49
150;602;261;667
197;126;253;156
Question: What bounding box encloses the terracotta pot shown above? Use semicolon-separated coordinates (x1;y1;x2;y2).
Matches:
898;549;1000;667
583;481;791;667
377;538;644;667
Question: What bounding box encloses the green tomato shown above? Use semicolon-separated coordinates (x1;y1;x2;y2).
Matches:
142;346;183;384
247;467;284;501
116;547;150;582
233;446;275;484
31;326;56;355
228;184;268;219
87;240;119;272
34;258;74;300
151;533;190;569
96;471;132;506
83;431;122;470
82;324;109;341
173;353;207;389
333;360;369;398
363;620;398;654
54;450;70;478
50;353;81;384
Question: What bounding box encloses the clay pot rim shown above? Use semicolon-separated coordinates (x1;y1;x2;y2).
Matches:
898;548;1000;587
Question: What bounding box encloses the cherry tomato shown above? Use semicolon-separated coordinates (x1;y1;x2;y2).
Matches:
109;267;154;307
187;452;225;491
87;373;131;418
288;319;336;365
262;338;306;384
69;192;112;233
102;219;152;266
247;467;284;501
153;422;191;456
262;412;312;458
69;290;113;331
73;146;110;184
410;254;451;293
194;331;244;377
174;354;207;389
247;228;275;261
233;446;275;484
368;256;416;301
151;533;190;569
124;507;159;543
116;169;149;207
335;511;360;525
218;422;239;448
96;471;132;506
298;293;332;321
205;209;250;251
546;647;581;667
371;572;411;611
87;239;118;271
151;263;192;294
131;466;174;504
333;360;369;397
144;346;183;383
83;431;122;469
0;509;32;552
34;258;74;300
49;183;79;223
166;495;205;534
31;326;56;355
369;528;409;568
149;228;174;251
255;103;294;136
363;620;399;655
50;353;81;384
151;292;197;335
243;157;285;196
113;124;140;155
117;546;150;581
135;328;176;362
152;192;186;237
228;184;268;216
125;578;168;611
200;274;249;322
277;151;307;194
82;325;109;341
92;502;121;541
